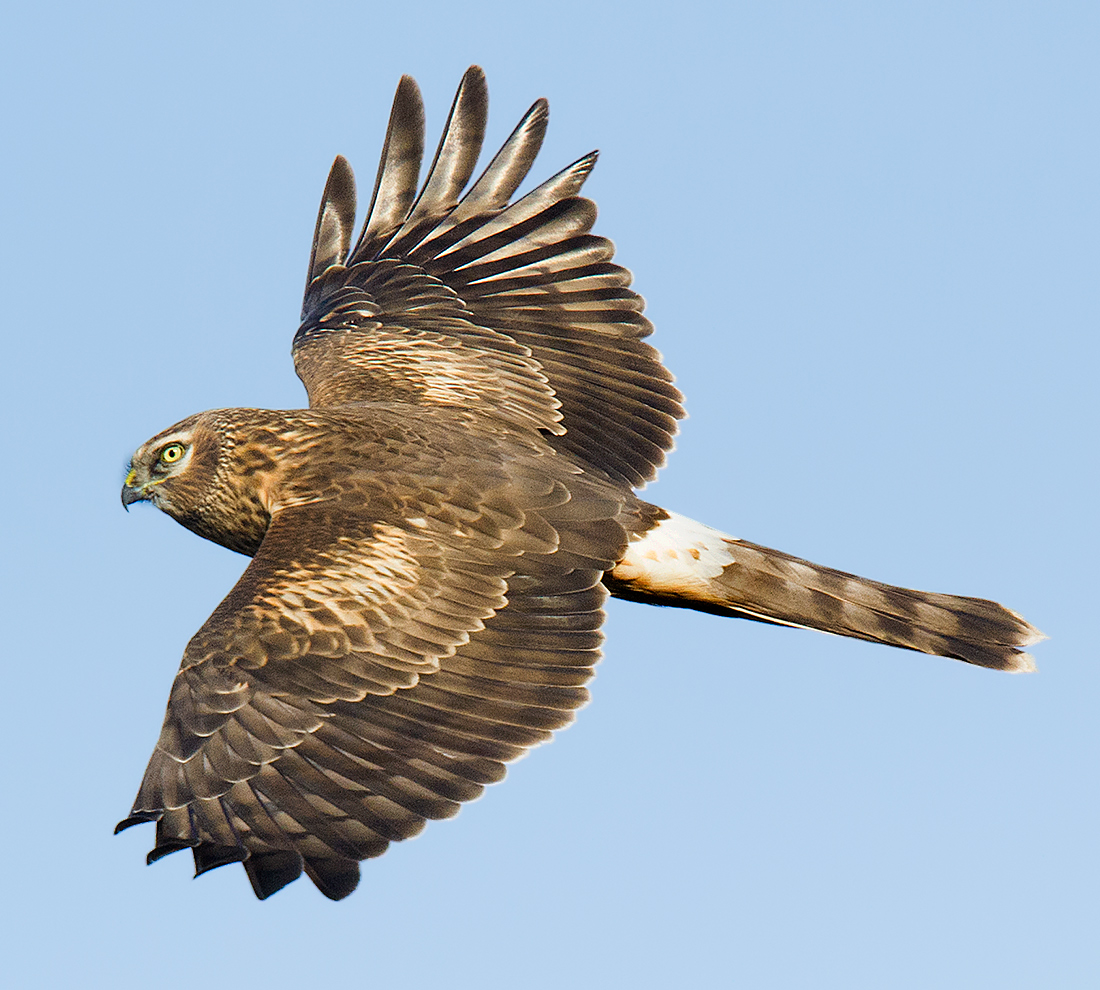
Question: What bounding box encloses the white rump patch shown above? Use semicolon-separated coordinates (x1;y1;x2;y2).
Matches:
611;511;737;599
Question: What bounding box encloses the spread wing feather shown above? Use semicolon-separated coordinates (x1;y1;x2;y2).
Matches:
303;155;357;300
294;65;684;487
398;67;488;240
353;75;425;261
119;450;631;901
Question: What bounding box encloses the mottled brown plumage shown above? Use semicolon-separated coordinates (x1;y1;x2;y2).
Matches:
118;66;1043;901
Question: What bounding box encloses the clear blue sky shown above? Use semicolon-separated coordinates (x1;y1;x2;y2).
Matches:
3;2;1097;987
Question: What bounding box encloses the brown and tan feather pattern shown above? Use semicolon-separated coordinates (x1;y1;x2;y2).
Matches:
297;64;683;488
121;403;633;899
119;67;1042;901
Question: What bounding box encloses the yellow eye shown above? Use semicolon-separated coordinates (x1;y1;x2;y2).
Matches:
159;443;185;464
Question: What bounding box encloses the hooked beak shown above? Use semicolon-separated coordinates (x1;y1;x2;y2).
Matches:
121;468;149;510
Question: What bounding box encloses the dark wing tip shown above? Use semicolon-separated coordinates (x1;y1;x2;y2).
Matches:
304;155;358;305
327;155;357;215
454;96;550;215
398;64;491;240
572;149;599;177
245;850;305;900
351;74;427;262
114;812;156;835
192;844;249;877
462;63;487;87
304;857;362;901
146;839;195;865
390;76;426;140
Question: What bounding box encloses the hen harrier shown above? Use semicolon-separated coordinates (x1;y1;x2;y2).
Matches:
118;67;1042;900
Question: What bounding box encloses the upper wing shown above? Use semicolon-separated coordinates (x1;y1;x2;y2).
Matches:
118;461;630;900
294;67;685;488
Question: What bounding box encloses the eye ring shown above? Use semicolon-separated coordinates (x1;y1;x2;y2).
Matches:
159;443;185;465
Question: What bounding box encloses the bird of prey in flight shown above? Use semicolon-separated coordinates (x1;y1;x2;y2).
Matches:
118;66;1042;900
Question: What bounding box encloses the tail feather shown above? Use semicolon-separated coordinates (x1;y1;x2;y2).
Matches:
605;509;1043;672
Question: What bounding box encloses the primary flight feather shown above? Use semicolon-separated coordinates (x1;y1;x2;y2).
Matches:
118;66;1043;901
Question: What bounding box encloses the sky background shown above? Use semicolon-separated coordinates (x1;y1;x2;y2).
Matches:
3;1;1097;987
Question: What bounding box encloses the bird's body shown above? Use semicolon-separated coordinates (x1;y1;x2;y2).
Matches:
119;67;1043;900
128;403;612;555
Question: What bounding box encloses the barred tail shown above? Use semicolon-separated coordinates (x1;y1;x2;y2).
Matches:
605;510;1044;672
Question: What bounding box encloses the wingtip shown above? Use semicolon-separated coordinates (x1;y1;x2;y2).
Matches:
393;74;425;120
388;75;426;145
303;154;359;306
572;150;599;180
114;811;156;835
323;155;357;213
462;64;487;87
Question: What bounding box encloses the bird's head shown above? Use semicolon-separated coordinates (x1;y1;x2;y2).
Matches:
122;409;283;556
122;414;206;514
